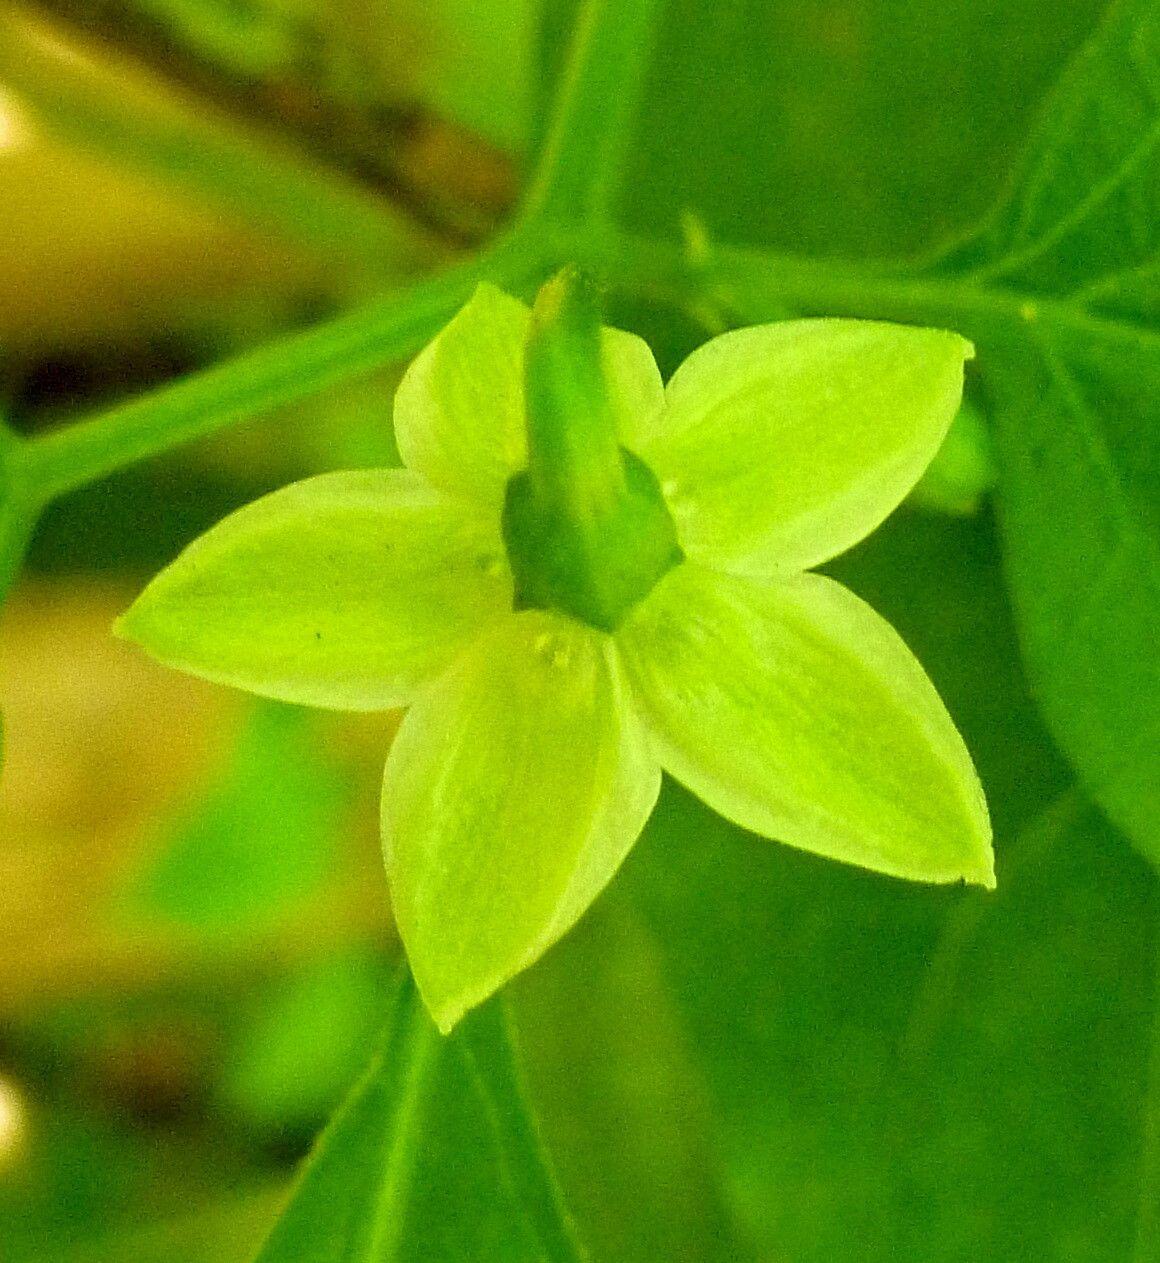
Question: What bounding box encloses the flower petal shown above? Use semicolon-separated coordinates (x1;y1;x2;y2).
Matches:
604;327;666;450
617;563;993;887
116;469;512;710
393;282;530;506
383;610;660;1032
394;282;666;506
642;319;972;573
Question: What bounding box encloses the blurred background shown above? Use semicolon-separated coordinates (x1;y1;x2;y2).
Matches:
1;2;1152;1261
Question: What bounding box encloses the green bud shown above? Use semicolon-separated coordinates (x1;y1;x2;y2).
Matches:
502;269;682;632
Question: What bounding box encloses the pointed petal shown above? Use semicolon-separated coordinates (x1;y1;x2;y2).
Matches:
393;282;531;506
394;282;666;506
617;563;993;887
117;470;512;710
604;327;666;450
383;610;660;1031
643;320;972;573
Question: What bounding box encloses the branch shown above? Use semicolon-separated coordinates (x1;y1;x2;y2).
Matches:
522;0;666;229
18;234;551;503
0;10;433;280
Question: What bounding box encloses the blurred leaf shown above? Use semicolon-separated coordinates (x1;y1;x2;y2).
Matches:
0;422;33;607
513;891;754;1263
618;509;1156;1260
37;1191;283;1263
254;969;586;1262
629;783;1156;1261
122;702;349;934
921;0;1160;861
0;1096;277;1263
220;950;389;1137
543;0;1107;258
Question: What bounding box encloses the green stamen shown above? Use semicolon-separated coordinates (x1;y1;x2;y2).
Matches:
502;268;682;632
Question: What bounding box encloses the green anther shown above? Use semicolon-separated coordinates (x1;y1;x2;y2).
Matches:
502;269;682;633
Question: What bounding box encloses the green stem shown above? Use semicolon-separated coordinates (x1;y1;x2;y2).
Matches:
0;11;430;279
575;226;1032;342
18;233;551;504
21;213;1104;511
521;0;666;229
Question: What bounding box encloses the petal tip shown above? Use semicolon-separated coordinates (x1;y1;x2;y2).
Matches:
431;1006;462;1038
971;847;997;891
111;605;143;645
411;971;471;1036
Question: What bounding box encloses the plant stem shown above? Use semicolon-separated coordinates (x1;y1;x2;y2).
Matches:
16;0;1129;517
574;225;1033;342
23;209;1126;512
0;10;431;280
521;0;666;230
18;233;552;504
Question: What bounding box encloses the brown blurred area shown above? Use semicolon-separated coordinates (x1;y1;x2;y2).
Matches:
0;583;399;1017
0;7;513;1161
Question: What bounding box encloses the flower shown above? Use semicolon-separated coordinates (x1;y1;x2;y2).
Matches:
118;275;993;1033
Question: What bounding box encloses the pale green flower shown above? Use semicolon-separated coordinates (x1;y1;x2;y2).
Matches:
118;276;993;1032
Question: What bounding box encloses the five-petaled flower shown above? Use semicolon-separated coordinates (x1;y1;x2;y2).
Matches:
118;276;993;1032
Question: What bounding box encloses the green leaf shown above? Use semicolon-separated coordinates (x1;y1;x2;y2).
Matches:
618;510;1151;1261
936;0;1160;300
121;702;348;934
927;0;1160;858
116;469;512;711
617;562;993;887
640;320;972;574
512;889;755;1263
383;609;660;1032
221;951;389;1137
254;970;586;1263
981;325;1160;857
551;0;1106;258
631;782;1156;1261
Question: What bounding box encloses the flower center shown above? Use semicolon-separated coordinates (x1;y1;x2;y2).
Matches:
501;269;682;633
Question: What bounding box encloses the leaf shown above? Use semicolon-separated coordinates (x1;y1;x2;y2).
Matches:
512;889;756;1263
630;780;1157;1261
980;324;1160;859
923;0;1160;858
254;969;586;1263
121;702;348;934
221;950;391;1137
936;0;1160;302
617;510;1155;1260
542;0;1107;257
